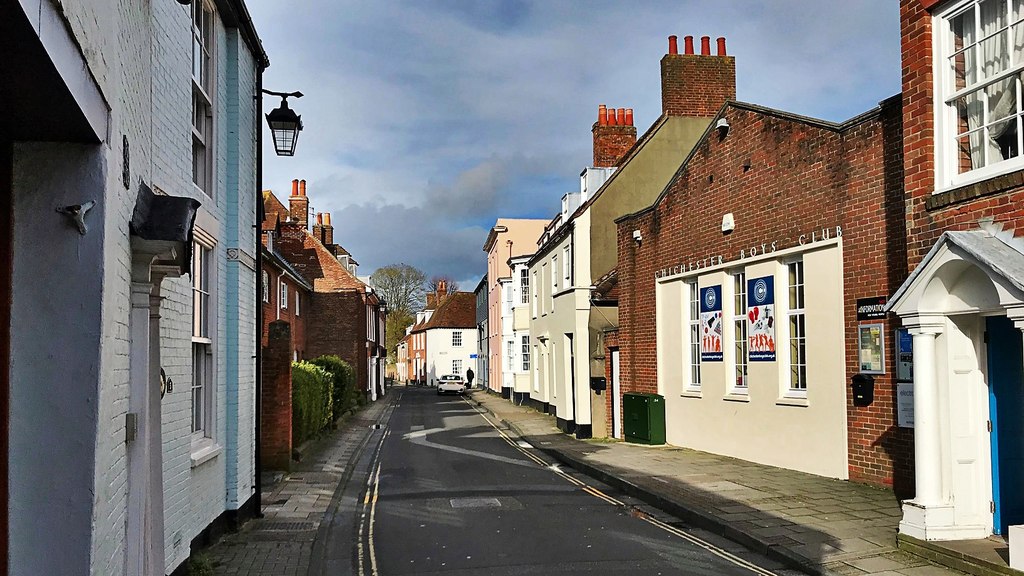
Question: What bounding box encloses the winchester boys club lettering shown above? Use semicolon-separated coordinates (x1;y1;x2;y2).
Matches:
654;226;843;280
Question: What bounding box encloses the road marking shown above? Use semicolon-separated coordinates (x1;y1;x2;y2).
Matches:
403;428;538;468
467;398;778;576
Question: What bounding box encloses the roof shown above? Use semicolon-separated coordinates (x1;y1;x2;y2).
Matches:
262;190;289;231
887;229;1024;312
262;245;314;292
423;292;476;330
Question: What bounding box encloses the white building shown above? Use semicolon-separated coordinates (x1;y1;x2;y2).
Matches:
3;0;267;573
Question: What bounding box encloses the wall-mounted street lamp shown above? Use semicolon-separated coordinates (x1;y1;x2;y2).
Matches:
262;89;304;156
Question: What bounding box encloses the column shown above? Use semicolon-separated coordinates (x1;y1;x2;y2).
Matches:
911;324;943;506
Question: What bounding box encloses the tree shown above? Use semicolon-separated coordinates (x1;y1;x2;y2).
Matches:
370;263;426;314
384;309;414;364
427;275;460;294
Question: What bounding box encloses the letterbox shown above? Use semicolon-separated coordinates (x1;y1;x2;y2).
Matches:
852;373;875;407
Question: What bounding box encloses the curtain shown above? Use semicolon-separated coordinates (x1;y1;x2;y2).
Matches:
962;0;1024;169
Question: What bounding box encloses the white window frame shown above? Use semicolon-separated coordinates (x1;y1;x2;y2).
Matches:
787;260;808;396
191;240;216;453
191;0;215;195
934;0;1024;190
563;245;571;285
507;339;515;372
280;280;288;309
261;269;269;303
532;270;538;317
732;271;748;393
452;330;462;347
520;268;529;305
686;281;701;391
522;335;530;371
295;290;300;316
453;359;462;376
552;255;559;292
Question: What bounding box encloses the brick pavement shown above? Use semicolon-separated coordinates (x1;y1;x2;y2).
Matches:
468;391;971;576
204;394;395;575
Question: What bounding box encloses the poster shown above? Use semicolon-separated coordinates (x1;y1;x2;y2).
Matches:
897;383;914;428
700;285;723;362
747;276;776;362
896;328;913;382
858;323;885;374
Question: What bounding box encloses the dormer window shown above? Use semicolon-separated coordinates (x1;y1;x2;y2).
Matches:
936;0;1024;188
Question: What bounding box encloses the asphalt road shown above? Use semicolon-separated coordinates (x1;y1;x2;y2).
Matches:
316;387;796;576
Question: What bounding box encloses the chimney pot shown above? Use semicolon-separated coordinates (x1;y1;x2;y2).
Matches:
608;109;617;125
299;179;307;196
324;213;332;226
316;213;323;225
291;179;299;196
684;35;694;55
668;35;678;55
717;37;726;56
625;108;634;126
616;108;626;125
598;104;608;126
701;36;711;55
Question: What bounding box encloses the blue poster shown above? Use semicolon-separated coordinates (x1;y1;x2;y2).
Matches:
699;286;723;362
747;276;776;362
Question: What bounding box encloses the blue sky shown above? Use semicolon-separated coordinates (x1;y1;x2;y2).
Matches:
248;0;901;290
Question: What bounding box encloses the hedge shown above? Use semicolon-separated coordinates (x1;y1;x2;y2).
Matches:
291;361;333;445
308;355;362;417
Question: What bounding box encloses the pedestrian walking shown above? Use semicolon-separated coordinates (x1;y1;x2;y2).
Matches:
466;367;475;389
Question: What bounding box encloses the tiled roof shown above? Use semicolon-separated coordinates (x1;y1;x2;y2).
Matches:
262;190;289;231
423;292;476;330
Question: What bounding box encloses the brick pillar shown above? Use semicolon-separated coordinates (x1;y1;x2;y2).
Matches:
262;320;294;471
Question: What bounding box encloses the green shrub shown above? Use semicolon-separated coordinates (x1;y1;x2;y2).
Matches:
309;355;360;417
291;361;333;445
186;553;214;576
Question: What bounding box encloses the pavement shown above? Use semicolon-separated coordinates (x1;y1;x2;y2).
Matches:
203;393;395;575
202;385;1005;576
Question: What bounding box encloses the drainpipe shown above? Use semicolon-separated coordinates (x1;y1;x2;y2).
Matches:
254;67;264;519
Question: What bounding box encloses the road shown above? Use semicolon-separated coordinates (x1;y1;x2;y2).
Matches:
314;386;797;576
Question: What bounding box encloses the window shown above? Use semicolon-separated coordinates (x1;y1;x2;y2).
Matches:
452;331;462;347
788;260;807;392
532;270;538;316
687;281;701;389
552;255;559;292
520;268;529;304
453;359;462;376
522;335;530;371
191;1;214;194
507;339;515;371
261;270;269;303
733;272;748;391
191;242;213;437
936;0;1024;186
295;291;300;316
280;281;288;309
564;246;571;284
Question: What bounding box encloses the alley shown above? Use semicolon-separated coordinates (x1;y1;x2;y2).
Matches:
317;386;797;576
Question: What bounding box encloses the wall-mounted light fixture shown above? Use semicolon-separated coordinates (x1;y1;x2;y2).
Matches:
632;229;642;246
715;117;730;139
722;213;735;235
262;89;304;156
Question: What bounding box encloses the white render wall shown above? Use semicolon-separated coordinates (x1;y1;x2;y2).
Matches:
425;328;478;383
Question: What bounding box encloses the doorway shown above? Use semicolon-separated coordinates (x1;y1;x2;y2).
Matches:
986;315;1024;535
611;349;621;439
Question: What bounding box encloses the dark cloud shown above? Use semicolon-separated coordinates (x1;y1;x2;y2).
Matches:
249;0;900;279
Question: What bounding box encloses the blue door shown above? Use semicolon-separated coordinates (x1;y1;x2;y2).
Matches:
986;315;1024;535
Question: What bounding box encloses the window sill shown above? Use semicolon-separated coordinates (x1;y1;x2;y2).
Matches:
776;396;809;408
680;389;702;399
191;440;222;468
723;393;750;403
929;168;1024;211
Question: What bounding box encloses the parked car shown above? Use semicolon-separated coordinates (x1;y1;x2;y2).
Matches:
437;374;466;396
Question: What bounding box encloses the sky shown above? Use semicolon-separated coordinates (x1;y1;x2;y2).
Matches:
248;0;901;291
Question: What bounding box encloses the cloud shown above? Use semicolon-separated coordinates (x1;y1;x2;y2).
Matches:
249;0;900;280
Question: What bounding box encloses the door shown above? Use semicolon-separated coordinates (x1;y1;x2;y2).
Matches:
611;349;621;439
565;333;576;433
986;315;1024;535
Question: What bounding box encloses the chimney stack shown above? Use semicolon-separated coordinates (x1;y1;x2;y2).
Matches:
289;178;309;229
661;34;735;118
437;279;448;299
592;104;637;168
313;212;324;243
323;212;334;246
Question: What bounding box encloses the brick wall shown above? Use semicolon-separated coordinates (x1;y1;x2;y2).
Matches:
615;100;910;489
261;321;293;471
661;36;736;118
593;105;637;168
260;263;308;359
307;291;369;396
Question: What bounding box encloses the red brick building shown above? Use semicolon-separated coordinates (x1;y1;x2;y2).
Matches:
885;0;1024;541
263;182;387;402
260;243;312;359
613;97;907;486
